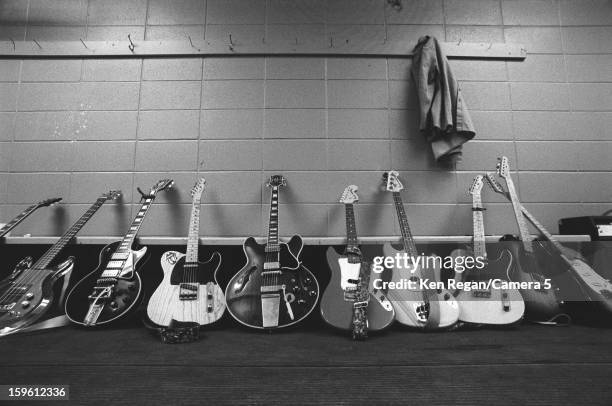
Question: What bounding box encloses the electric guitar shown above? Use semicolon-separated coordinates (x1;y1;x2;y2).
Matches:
65;179;174;327
495;157;566;323
450;175;524;325
320;185;394;339
382;171;460;329
147;178;226;327
0;191;119;337
0;197;62;238
225;175;319;330
486;172;612;313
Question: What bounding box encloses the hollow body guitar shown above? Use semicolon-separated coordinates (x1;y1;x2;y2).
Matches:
65;179;174;327
383;171;459;329
225;175;319;330
320;186;394;337
450;175;524;325
147;179;226;326
0;192;117;337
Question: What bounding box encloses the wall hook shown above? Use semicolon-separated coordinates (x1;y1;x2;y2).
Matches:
80;38;88;49
228;33;235;51
487;42;493;50
329;37;333;48
457;38;462;46
127;34;135;52
187;35;200;51
32;39;42;49
9;38;15;51
295;37;298;45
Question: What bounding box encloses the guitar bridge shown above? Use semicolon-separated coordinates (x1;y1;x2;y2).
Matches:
179;283;198;300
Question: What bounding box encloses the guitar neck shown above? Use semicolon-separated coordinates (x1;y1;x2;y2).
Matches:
266;186;280;251
185;196;201;263
117;195;157;253
344;203;360;262
504;175;533;252
33;197;107;269
472;194;487;259
0;204;39;238
391;192;419;257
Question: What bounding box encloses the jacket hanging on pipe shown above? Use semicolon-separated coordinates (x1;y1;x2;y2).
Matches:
411;36;475;165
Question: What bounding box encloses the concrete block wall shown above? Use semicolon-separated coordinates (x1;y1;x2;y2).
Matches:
0;0;611;239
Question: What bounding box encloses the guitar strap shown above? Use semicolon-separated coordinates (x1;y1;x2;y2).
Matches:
350;261;371;340
142;316;201;344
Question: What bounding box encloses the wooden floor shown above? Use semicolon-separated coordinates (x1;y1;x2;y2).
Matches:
1;319;612;405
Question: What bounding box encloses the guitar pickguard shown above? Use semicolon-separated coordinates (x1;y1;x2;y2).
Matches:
338;258;361;292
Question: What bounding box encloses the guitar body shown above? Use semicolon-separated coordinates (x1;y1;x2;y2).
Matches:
147;251;225;326
225;236;319;329
65;241;146;326
451;248;524;325
320;246;394;331
501;240;565;322
0;257;73;337
383;243;460;329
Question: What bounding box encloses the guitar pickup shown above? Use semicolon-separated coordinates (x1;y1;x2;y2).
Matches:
179;283;198;300
261;285;282;293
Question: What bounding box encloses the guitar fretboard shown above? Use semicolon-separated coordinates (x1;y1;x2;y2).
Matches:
0;204;39;238
266;186;280;252
344;203;360;263
471;193;487;259
504;174;534;253
116;197;156;253
32;197;108;270
392;192;419;257
185;196;201;263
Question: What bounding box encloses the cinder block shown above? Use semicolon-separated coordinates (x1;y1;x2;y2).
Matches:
77;111;138;140
329;109;389;139
327;24;386;44
142;58;202;81
6;173;71;204
516;141;579;170
512;111;575;140
206;0;265;24
266;0;326;24
389;109;419;139
81;82;140;110
262;204;329;237
450;60;507;81
396;170;458;203
519;172;583;203
200;109;263;139
389;80;418;110
135;140;198;171
83;59;142;82
510;83;569;111
0;24;26;41
263;139;326;170
507;55;565;82
456;141;517;171
580;173;612;202
387;24;445;43
327;58;387;80
265;80;324;108
204;58;264;80
204;24;265;45
523;203;612;234
86;26;145;41
576;142;612;171
141;81;201;110
444;0;502;25
470;111;513;140
199;140;262;170
504;27;563;54
385;0;444;24
397;204;461;236
200;204;262;236
265;109;325;139
198;171;263;203
69;172;134;204
8;203;70;237
327;0;385;24
266;57;324;80
328;140;390;170
73;141;136;171
133;172;199;203
14;111;80;141
328;80;387;109
75;203;133;237
26;25;85;40
502;0;559;25
388;59;412;81
0;0;28;24
328;203;395;236
569;84;612;111
460;82;511;110
87;0;147;25
266;24;326;44
0;61;20;82
137;204;191;236
0;143;10;171
446;26;504;42
138;110;200;140
202;80;263;109
560;0;612;25
18;83;81;111
0;113;13;141
147;0;205;25
145;25;204;40
566;55;612;82
28;0;88;26
390;137;436;170
10;141;74;172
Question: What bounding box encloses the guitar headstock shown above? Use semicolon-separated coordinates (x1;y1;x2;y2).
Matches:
340;185;359;204
37;197;62;207
104;190;122;200
468;175;484;196
266;175;287;189
150;179;174;195
485;172;506;195
190;178;206;199
382;171;403;193
496;156;511;180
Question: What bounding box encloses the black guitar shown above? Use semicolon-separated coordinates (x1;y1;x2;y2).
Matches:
0;197;62;238
225;175;319;329
65;180;173;327
0;191;118;337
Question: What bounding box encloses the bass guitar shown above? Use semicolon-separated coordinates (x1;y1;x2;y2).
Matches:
450;175;524;325
320;185;394;339
486;172;612;313
65;179;174;327
382;171;459;329
495;157;567;323
147;178;226;327
225;175;319;330
0;191;119;337
0;197;62;238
